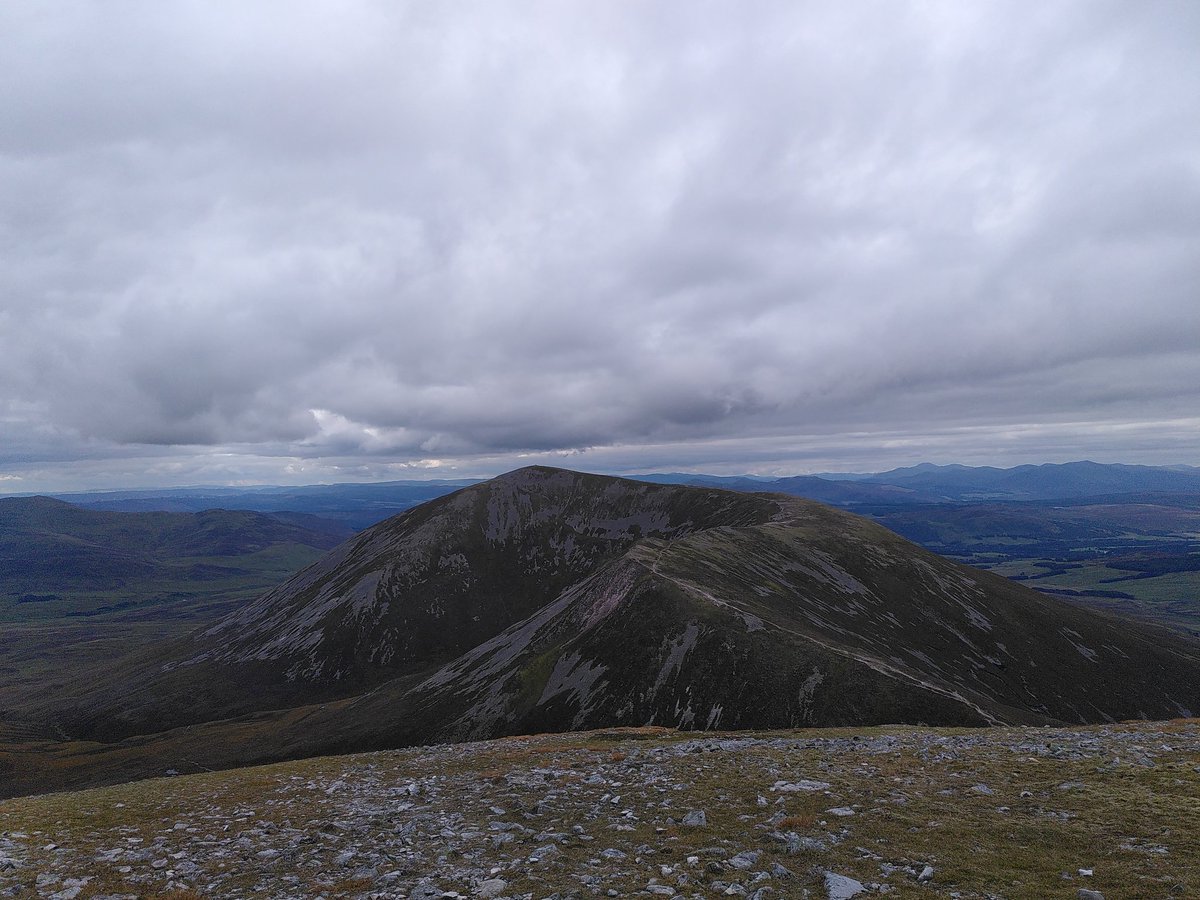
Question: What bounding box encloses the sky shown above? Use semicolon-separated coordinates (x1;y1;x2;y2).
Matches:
2;1;1199;493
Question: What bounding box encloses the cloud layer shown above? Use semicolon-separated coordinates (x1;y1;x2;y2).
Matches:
2;1;1198;489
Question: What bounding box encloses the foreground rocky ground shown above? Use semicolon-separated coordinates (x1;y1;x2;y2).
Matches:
1;721;1197;900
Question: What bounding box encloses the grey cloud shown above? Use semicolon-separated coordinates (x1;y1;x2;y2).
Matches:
1;1;1198;489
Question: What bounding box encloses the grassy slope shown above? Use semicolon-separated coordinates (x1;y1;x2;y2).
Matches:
0;721;1196;899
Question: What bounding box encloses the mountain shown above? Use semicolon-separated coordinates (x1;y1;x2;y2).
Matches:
634;468;1200;634
844;461;1200;501
20;467;1200;795
44;469;777;739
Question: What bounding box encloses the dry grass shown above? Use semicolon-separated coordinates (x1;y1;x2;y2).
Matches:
1;721;1197;899
777;814;816;829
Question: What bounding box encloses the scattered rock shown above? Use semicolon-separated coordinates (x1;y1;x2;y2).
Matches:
3;721;1195;900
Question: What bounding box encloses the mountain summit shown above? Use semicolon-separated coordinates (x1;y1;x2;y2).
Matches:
26;467;1200;790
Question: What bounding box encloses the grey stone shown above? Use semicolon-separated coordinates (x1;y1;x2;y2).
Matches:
824;871;865;900
475;880;508;899
727;850;761;869
529;843;560;862
786;835;828;854
49;881;88;900
772;779;831;792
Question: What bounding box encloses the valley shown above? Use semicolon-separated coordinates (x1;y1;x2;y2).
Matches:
0;499;348;734
865;500;1200;635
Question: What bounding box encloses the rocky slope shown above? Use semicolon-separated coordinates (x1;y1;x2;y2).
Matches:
18;467;1200;791
2;720;1197;899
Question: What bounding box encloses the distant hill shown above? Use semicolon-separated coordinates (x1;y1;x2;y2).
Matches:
0;497;352;623
0;498;361;737
47;479;481;530
840;460;1200;501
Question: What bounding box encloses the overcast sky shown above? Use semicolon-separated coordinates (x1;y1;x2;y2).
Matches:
2;1;1198;492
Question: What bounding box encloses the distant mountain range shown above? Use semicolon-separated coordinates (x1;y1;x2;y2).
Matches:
25;463;1199;534
44;479;481;530
12;467;1200;796
0;493;353;695
640;461;1200;504
0;497;348;601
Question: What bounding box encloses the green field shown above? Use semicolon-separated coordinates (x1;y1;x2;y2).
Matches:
871;499;1200;634
976;556;1200;634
